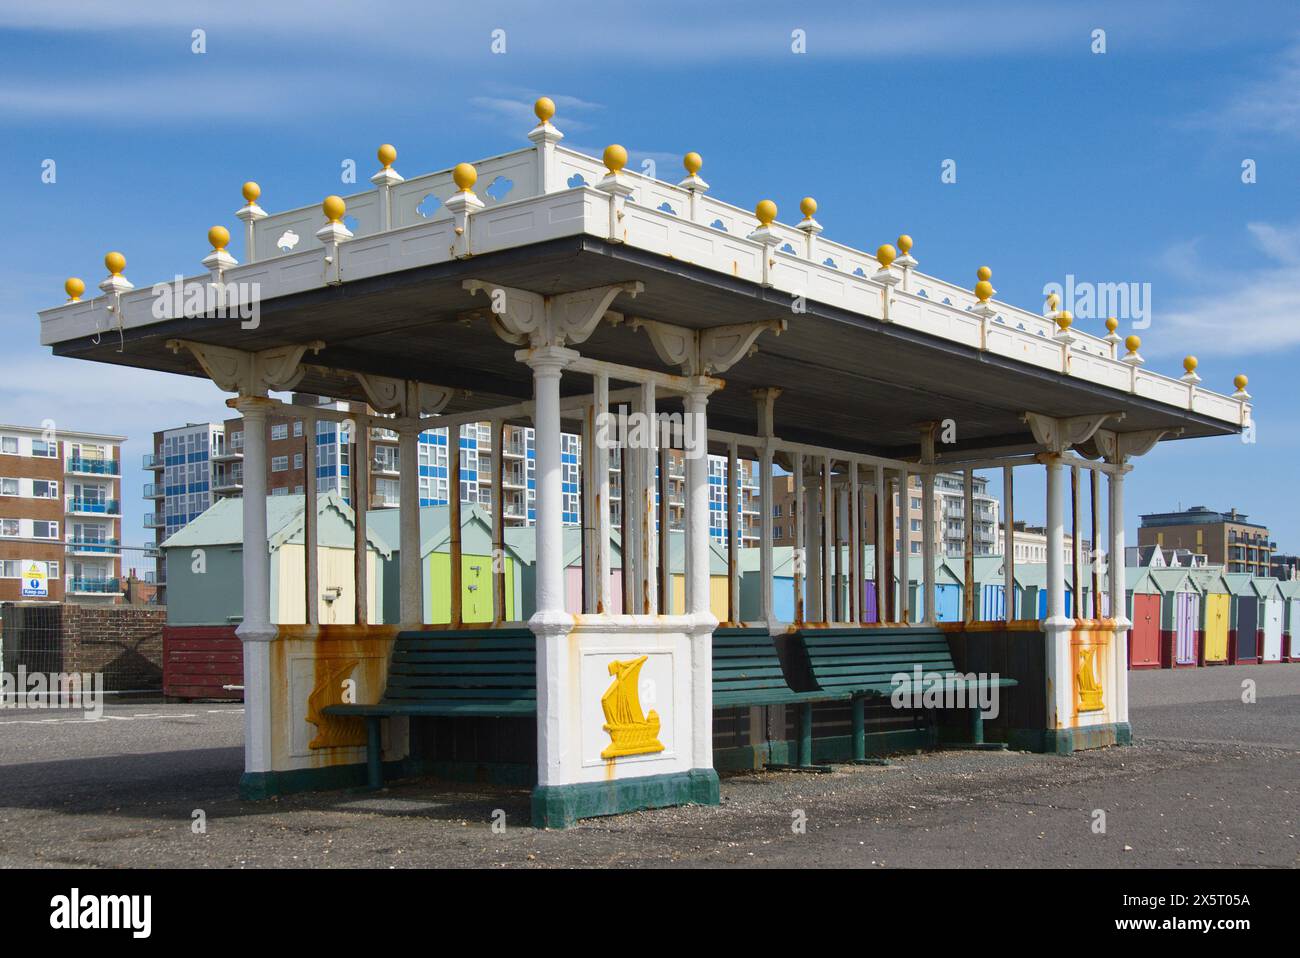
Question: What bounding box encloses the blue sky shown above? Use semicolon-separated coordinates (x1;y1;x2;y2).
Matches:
1;0;1297;561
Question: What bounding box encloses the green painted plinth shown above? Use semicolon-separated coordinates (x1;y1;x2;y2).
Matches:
239;760;397;799
1010;721;1133;755
531;768;720;829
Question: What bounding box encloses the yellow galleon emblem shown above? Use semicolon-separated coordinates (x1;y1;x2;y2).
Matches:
599;656;664;759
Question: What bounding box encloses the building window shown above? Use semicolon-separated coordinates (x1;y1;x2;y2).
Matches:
294;453;304;469
0;478;15;496
271;423;288;441
272;456;289;472
0;437;16;455
231;431;244;450
0;519;16;536
33;480;57;498
33;521;58;539
49;561;59;578
293;420;304;438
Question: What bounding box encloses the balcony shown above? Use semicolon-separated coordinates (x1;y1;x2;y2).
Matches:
143;453;163;470
212;476;243;493
67;537;121;555
66;497;120;516
143;544;162;558
371;458;400;476
144;513;164;529
67;577;122;595
143;482;165;498
212;446;243;462
66;457;119;476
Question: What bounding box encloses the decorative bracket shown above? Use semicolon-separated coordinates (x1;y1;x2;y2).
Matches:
1022;411;1124;454
1093;427;1179;464
464;279;643;348
166;339;325;395
353;372;459;418
630;317;786;376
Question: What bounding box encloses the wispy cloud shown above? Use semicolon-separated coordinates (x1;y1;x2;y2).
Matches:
1153;220;1300;359
1187;37;1300;139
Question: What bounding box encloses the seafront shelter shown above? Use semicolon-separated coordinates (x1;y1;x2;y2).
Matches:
37;99;1251;826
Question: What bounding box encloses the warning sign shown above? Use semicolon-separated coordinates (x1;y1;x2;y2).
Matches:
20;560;48;598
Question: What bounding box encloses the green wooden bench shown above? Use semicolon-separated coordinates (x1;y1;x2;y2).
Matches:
323;628;536;789
797;626;1018;753
713;628;849;771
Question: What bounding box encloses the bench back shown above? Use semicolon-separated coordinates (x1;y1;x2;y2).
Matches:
712;627;794;700
381;628;537;707
799;627;956;695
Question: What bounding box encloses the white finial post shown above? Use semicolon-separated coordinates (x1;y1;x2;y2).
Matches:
444;163;485;258
236;183;267;264
678;152;709;224
528;97;564;194
371;144;404;231
595;145;633;243
796;197;822;262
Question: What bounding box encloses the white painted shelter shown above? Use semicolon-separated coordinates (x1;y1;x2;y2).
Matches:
38;98;1251;826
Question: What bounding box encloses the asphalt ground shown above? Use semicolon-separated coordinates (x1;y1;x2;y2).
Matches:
0;664;1295;868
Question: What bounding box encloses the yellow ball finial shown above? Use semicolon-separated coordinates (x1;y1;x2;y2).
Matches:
1105;316;1118;334
876;244;896;268
975;281;993;302
977;265;992;282
534;96;556;123
1234;373;1248;391
603;144;628;175
322;195;346;223
1056;309;1073;330
800;196;818;218
64;277;85;302
755;199;778;226
897;234;913;255
104;251;126;276
1183;355;1198;373
208;226;230;251
377;144;397;169
452;162;478;192
1125;334;1141;353
1047;291;1060;311
683;151;703;176
242;181;261;205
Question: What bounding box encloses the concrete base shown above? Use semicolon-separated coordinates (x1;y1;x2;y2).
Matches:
531;768;720;829
1008;721;1132;755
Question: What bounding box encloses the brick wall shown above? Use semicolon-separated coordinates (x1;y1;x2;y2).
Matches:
1;603;165;691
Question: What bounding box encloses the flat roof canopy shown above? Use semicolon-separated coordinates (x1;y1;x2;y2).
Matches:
49;234;1240;462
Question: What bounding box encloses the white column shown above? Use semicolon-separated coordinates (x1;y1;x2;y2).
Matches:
399;420;422;623
793;452;806;623
963;467;975;622
726;442;740;623
640;382;658;615
302;410;319;626
759;442;774;623
897;469;910;624
848;463;860;623
593;375;612;615
1109;465;1130;725
352;416;369;625
581;394;596;614
684;382;716;774
821;456;833;621
805;462;823;622
1003;464;1015;621
525;346;575;790
874;464;886;621
233;396;276;778
491;419;506;622
921;467;936;625
1044;454;1070;729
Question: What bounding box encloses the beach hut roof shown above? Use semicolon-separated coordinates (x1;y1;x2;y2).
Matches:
162;492;392;557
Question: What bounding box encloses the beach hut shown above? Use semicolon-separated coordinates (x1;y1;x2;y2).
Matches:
1223;573;1258;664
1018;563;1074;621
164;492;391;626
367;503;526;624
911;556;962;622
1279;579;1300;661
1125;566;1162;669
1255;577;1284;662
1149;568;1199;668
1187;569;1231;665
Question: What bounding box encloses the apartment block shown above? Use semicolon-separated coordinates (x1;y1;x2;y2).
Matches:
1;423;125;603
1138;505;1274;575
771;470;999;557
